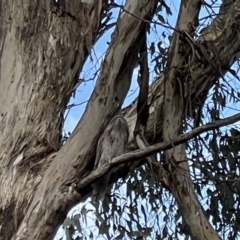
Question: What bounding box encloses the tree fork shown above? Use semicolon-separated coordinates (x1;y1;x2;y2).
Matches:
125;0;240;148
0;0;240;239
10;1;158;240
0;0;106;239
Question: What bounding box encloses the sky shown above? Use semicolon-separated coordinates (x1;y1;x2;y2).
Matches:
55;1;180;239
62;0;181;135
63;0;235;136
54;0;240;239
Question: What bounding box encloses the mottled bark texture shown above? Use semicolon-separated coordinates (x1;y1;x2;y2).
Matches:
0;0;158;240
126;0;240;147
124;1;240;238
0;0;105;239
0;0;240;240
162;0;220;238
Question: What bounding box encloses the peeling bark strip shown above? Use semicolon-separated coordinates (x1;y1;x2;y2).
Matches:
125;0;240;148
0;0;240;239
9;1;158;240
0;0;106;239
163;0;219;240
162;0;221;239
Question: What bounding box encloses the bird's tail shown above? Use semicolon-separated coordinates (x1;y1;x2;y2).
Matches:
92;172;111;203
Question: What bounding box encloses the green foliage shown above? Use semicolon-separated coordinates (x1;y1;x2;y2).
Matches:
58;164;184;240
186;77;240;239
57;0;240;239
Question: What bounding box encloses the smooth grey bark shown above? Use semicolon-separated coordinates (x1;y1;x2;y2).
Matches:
162;0;220;238
124;0;240;239
0;0;106;239
0;0;240;240
125;0;240;146
3;1;158;240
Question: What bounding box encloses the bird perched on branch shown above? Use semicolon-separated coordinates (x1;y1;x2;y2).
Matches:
92;113;129;203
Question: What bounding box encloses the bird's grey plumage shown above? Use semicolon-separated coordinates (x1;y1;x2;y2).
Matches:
92;113;129;203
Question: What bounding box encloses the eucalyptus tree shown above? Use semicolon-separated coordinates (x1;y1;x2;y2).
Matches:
1;0;240;240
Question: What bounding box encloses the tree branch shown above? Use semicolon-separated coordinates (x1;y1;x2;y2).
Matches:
0;0;107;239
14;1;159;239
124;0;240;148
6;0;240;239
162;0;220;238
77;113;240;190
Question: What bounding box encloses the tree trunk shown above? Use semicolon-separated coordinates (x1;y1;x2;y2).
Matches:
0;0;240;240
0;0;105;239
162;1;220;238
124;0;240;238
0;1;158;240
125;0;240;146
